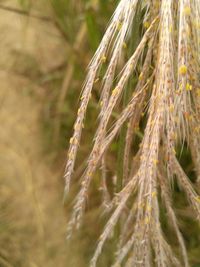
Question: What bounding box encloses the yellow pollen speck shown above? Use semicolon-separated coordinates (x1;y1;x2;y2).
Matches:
143;21;150;29
152;191;157;198
186;83;192;91
146;204;151;212
169;104;174;112
123;42;127;49
145;217;150;224
88;171;92;177
94;77;100;84
173;132;177;140
70;137;78;145
183;6;191;15
117;21;123;31
179;65;187;75
135;126;140;132
195;196;200;203
174;116;179;123
188;115;193;121
197;89;200;97
68;152;74;160
153;159;158;165
112;87;119;96
101;55;107;63
129;63;134;70
139;72;143;80
78;108;82;115
139;201;145;208
184;112;192;120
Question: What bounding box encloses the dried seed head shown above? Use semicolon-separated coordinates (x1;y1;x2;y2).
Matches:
65;1;200;266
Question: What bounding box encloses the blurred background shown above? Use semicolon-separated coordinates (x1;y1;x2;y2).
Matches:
0;1;199;267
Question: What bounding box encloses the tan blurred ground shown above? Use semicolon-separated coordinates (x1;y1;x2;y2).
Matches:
0;1;85;266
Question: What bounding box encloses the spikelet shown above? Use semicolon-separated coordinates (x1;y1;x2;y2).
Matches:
66;17;158;238
64;0;140;194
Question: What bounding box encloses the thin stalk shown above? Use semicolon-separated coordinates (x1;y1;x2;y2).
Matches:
116;2;141;193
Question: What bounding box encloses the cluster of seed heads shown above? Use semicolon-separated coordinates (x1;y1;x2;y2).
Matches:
64;0;200;266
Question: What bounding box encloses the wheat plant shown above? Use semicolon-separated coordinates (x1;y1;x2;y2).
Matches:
65;0;200;266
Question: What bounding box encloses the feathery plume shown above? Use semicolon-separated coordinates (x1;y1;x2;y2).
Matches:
64;0;200;266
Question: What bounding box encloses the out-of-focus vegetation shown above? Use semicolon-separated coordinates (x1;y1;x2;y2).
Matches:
0;1;119;266
0;0;199;267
